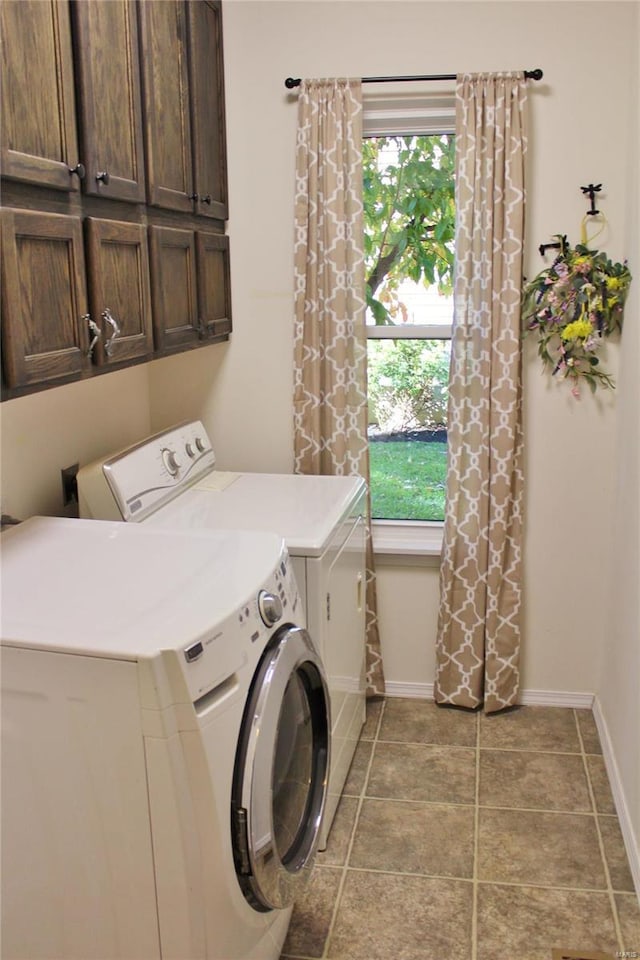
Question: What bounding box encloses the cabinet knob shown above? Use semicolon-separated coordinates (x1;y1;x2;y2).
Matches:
102;307;121;356
68;162;86;180
96;170;110;185
200;194;212;205
188;192;198;201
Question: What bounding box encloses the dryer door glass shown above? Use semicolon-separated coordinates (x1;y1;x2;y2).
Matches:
272;670;314;861
232;625;330;912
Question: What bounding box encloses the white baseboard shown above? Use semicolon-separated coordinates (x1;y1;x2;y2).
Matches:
592;696;640;900
383;682;593;709
518;688;595;709
381;682;640;899
384;681;434;699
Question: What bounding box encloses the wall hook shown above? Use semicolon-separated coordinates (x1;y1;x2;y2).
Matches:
538;234;568;258
581;183;602;216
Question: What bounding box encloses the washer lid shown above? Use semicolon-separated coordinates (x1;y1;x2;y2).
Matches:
1;517;284;659
145;472;367;557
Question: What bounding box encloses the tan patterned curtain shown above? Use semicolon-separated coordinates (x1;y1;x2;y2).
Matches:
435;73;527;714
293;78;385;696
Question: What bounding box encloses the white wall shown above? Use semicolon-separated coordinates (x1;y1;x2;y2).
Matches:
597;0;640;883
0;367;151;521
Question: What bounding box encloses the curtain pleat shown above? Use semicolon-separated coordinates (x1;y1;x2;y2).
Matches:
435;73;527;714
293;78;385;697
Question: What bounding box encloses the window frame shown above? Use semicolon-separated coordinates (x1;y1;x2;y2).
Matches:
363;88;455;560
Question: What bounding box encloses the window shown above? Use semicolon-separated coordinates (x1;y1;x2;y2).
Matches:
363;92;455;555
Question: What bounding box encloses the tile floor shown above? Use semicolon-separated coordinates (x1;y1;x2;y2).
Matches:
281;699;640;960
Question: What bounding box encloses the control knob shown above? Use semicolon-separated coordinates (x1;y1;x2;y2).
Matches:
258;590;283;627
162;447;181;477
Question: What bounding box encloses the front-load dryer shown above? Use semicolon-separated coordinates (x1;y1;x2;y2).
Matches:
1;517;329;960
78;420;367;848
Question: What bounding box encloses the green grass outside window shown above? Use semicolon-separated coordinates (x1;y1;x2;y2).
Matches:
369;440;447;521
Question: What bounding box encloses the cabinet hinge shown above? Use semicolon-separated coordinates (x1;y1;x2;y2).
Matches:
326;591;331;621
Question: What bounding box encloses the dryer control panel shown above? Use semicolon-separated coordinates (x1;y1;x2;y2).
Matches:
78;421;216;522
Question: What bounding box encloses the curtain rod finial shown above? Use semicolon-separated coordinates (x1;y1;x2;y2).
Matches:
285;77;301;89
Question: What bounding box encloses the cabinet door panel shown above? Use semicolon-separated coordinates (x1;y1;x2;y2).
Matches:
1;0;80;191
187;0;228;219
149;226;200;351
195;232;232;340
72;0;146;203
85;219;153;366
1;210;89;388
138;1;193;213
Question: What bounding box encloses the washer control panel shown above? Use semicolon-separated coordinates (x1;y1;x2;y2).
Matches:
177;549;304;704
101;421;216;521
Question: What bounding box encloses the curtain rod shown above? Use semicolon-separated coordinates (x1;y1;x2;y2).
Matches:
284;69;543;89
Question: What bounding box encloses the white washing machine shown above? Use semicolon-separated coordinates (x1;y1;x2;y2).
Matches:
78;420;367;848
1;516;330;960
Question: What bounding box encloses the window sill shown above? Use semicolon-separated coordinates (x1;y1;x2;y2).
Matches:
372;520;443;566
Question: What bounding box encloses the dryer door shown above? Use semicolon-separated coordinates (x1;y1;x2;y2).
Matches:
231;625;330;911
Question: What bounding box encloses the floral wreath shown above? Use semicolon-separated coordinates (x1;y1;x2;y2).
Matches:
522;235;632;397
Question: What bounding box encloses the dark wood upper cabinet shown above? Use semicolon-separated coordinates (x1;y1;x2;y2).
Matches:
1;0;231;399
148;225;200;351
148;225;232;353
85;219;154;366
0;0;82;191
196;231;232;340
1;209;90;388
138;0;229;218
187;0;229;220
138;0;194;214
72;0;146;203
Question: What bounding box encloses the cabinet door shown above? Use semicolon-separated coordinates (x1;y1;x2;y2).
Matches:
85;219;153;366
187;0;228;220
196;231;232;340
1;209;90;388
1;0;81;191
138;1;194;213
149;225;200;351
72;0;146;203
